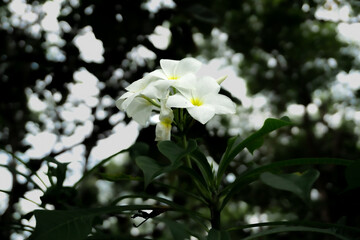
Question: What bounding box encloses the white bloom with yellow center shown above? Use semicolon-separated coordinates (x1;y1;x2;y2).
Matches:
166;76;236;124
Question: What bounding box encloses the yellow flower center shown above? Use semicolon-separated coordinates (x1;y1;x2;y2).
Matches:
161;117;172;125
191;97;203;106
168;76;179;80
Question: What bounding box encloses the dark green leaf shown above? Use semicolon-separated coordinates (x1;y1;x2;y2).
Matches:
129;142;150;159
217;117;293;184
99;172;142;182
220;158;353;210
30;209;93;240
207;228;231;240
246;116;292;154
240;226;351;240
135;140;198;188
135;156;164;188
345;161;360;191
164;219;192;240
30;205;163;240
260;169;320;203
157;140;197;163
190;149;214;186
111;193;209;229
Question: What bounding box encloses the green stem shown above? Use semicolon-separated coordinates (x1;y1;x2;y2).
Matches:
210;193;221;230
183;135;192;168
211;206;221;230
140;94;160;108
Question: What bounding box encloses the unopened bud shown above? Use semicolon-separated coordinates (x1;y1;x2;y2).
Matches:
216;75;227;84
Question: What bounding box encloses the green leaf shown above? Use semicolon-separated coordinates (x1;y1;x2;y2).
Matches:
129;142;150;158
30;205;164;240
164;219;192;240
135;156;165;188
190;149;214;186
345;161;360;191
240;226;351;240
30;209;93;240
135;140;198;188
246;116;292;154
111;193;209;230
217;117;293;184
220;157;353;210
157;140;197;163
207;229;231;240
260;169;320;203
99;172;142;182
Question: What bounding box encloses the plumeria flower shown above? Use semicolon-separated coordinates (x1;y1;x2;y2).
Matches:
115;74;170;125
155;96;174;141
124;97;159;126
147;57;201;91
166;76;236;124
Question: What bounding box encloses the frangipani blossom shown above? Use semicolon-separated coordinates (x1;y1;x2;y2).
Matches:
115;74;169;125
115;57;237;139
155;96;173;141
124;97;158;126
116;74;169;111
166;76;236;124
147;57;201;91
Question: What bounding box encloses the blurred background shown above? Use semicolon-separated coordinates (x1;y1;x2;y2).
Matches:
1;0;360;239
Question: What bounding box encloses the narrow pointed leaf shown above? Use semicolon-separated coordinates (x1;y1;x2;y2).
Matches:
190;149;214;185
164;219;192;240
260;169;320;203
217;117;293;183
240;226;351;240
220;158;353;210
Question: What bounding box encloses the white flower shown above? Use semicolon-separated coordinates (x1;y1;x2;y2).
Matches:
166;76;236;124
124;97;158;126
155;96;173;141
115;74;169;125
147;57;201;91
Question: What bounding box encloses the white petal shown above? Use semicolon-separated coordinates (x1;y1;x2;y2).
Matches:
126;76;150;92
187;105;215;124
167;93;194;108
155;121;172;141
175;57;202;77
159;97;174;121
142;80;171;99
204;94;236;114
126;97;154;125
195;76;220;97
173;73;197;95
160;59;179;78
116;91;136;110
147;69;168;80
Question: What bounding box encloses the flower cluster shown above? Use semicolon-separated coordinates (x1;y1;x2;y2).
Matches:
116;58;236;141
